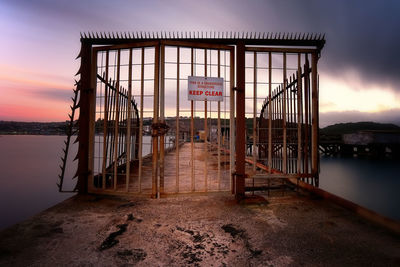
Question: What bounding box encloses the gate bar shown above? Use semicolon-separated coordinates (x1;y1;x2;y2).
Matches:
268;52;272;174
190;48;195;192
217;49;221;190
138;47;145;193
160;44;165;194
152;44;160;198
102;51;109;189
126;48;133;192
253;51;257;172
297;53;303;174
176;47;180;193
282;53;287;174
311;52;319;186
235;41;246;199
113;49;121;190
204;48;208;192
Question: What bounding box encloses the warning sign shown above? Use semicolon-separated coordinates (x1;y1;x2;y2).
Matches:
187;76;224;101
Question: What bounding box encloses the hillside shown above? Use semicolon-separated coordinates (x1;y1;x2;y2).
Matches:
320;122;400;136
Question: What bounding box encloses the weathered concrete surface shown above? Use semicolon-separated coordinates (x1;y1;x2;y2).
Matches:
0;193;399;266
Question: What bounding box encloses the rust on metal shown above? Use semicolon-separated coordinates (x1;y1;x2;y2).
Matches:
72;31;325;200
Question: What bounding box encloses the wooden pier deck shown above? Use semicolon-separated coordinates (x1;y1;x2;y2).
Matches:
116;142;232;194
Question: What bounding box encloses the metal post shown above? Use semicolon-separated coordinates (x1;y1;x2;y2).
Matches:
282;53;287;174
159;44;165;195
176;46;180;193
304;55;310;176
191;48;195;192
217;49;221;190
311;52;319;186
235;41;246;199
102;51;109;190
253;52;257;172
138;47;144;193
204;49;208;192
152;45;160;198
77;41;92;193
297;53;303;174
113;50;121;190
126;48;133;192
230;48;235;193
268;52;272;174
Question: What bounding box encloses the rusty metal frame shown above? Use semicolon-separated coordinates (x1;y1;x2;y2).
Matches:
75;32;324;199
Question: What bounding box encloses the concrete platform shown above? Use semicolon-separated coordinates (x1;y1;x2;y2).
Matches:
0;192;399;266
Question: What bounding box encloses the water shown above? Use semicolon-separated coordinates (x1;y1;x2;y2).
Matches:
0;135;399;230
319;156;400;221
0;135;76;230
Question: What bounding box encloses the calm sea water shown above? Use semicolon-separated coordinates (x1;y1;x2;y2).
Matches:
0;135;399;230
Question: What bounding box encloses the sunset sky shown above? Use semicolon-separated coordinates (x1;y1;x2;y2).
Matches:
1;0;399;126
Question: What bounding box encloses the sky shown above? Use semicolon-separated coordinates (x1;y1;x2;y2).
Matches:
0;0;399;126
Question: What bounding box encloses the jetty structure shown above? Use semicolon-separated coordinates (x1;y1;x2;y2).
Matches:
2;32;399;266
59;31;325;199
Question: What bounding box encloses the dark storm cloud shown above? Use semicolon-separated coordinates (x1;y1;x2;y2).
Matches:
258;0;400;89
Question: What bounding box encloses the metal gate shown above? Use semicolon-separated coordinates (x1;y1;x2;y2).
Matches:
72;32;325;199
88;41;235;196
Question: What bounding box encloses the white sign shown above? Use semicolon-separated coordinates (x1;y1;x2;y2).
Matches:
187;76;224;101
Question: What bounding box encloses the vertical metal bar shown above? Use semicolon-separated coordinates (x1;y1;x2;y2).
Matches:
217;49;221;190
126;48;133;192
102;51;109;190
152;45;160;198
204;48;208;192
77;42;91;193
229;47;235;193
176;46;180;193
88;45;97;192
191;48;195;192
311;52;319;186
289;76;294;173
159;44;165;195
253;51;257;172
113;49;121;190
297;55;303;174
235;41;246;199
268;52;272;174
138;48;144;193
304;55;310;177
282;53;287;174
